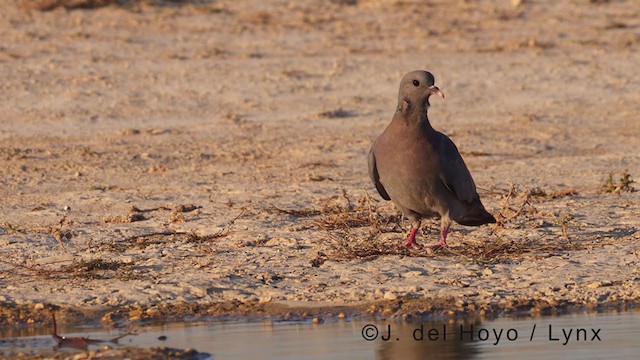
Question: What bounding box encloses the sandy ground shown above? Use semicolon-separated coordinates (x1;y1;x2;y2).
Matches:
1;0;639;330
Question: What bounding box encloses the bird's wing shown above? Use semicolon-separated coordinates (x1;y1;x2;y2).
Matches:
368;148;391;201
436;132;479;204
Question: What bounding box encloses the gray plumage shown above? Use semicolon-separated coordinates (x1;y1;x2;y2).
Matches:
368;70;495;247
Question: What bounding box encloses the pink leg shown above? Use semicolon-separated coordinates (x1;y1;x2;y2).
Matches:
437;226;449;247
403;228;419;247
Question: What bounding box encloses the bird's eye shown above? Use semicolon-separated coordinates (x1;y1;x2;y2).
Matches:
412;80;420;86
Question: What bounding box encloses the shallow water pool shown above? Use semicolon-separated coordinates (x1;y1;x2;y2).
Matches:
1;310;638;359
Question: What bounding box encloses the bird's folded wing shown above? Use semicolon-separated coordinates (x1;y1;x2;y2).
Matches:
437;133;478;204
368;148;391;201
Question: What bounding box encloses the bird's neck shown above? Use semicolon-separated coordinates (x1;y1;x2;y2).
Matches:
395;99;435;132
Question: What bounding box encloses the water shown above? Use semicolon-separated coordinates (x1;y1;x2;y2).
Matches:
1;311;638;359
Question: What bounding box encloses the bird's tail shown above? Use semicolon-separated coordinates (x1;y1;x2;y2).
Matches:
455;200;496;226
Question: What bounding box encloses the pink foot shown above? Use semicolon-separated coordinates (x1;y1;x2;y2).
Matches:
431;227;449;249
403;228;419;247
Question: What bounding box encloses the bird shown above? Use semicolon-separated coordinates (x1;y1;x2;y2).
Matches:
368;70;496;248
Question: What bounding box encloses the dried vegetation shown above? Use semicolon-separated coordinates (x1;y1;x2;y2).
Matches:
601;170;636;194
271;184;615;265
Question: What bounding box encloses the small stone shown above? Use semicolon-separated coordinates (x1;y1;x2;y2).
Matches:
145;307;162;318
405;285;420;293
383;291;398;300
312;317;322;324
337;312;346;319
482;268;494;276
404;270;424;277
587;281;602;289
34;303;45;310
191;287;208;298
108;296;122;306
101;312;115;325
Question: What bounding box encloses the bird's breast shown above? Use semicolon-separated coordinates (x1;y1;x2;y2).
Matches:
375;134;442;214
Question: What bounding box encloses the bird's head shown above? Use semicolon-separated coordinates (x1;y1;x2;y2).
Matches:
397;70;445;111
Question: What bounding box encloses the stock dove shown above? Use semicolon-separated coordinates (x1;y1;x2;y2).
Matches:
368;70;495;248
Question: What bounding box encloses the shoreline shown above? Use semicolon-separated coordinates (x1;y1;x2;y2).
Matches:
2;298;638;331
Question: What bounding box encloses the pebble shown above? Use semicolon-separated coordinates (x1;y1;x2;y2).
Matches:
146;307;162;317
101;313;115;325
191;287;208;298
383;291;398;300
108;296;122;306
404;271;424;277
587;281;602;289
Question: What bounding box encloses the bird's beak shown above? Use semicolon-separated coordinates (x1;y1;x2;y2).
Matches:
429;85;445;100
